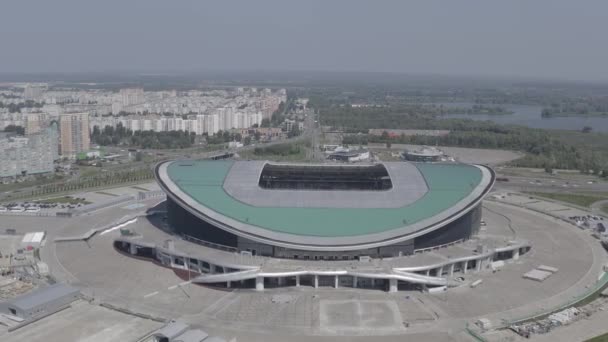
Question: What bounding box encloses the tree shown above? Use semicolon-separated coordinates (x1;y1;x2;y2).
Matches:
386;141;392;149
287;124;301;138
244;136;252;145
541;108;553;117
3;125;25;135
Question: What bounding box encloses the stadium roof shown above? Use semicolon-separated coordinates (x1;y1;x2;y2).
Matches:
157;160;493;249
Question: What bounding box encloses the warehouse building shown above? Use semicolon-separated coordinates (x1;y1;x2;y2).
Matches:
0;283;79;320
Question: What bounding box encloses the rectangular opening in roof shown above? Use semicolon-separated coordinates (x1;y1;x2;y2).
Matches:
258;163;392;191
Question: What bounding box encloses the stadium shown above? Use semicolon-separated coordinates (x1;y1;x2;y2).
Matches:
155;159;494;259
113;159;532;292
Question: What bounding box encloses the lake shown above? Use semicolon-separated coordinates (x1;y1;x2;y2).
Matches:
439;104;608;133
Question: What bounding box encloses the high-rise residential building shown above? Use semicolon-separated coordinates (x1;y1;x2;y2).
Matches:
0;124;58;178
59;112;90;156
119;88;145;107
23;84;46;101
24;113;47;135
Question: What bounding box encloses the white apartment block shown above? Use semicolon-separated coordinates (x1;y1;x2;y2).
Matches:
0;126;58;178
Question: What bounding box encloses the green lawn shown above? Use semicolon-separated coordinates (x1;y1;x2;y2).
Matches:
239;143;310;162
240;149;308;161
0;175;64;192
586;332;608;342
602;204;608;215
525;192;608;208
36;196;91;205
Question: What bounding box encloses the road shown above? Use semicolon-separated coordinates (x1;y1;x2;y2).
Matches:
494;175;608;193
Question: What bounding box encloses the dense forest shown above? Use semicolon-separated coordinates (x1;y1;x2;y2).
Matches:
439;104;513;115
541;96;608;117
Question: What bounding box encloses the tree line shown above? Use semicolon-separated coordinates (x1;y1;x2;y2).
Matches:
91;123;195;149
3;124;25;135
0;100;44;113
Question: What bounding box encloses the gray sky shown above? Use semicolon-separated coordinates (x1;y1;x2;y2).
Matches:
1;0;608;81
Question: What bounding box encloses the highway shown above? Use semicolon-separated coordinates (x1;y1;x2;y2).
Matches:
494;174;608;193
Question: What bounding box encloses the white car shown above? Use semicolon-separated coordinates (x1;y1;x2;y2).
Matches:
0;207;7;212
9;206;25;212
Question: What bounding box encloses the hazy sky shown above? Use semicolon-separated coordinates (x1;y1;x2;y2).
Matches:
1;0;608;81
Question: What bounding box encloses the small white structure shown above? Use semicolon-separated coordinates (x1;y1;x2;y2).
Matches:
490;260;505;271
152;321;189;341
470;279;483;288
228;141;243;149
549;307;580;325
426;286;447;294
20;232;46;249
537;265;559;274
476;318;492;330
523;269;553;282
150;321;225;342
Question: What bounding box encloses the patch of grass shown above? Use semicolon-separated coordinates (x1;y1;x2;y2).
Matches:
240;141;310;162
525;191;608;208
0;175;64;192
36;196;91;205
602;204;608;216
586;332;608;342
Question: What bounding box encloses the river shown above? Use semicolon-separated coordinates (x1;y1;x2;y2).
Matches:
438;104;608;132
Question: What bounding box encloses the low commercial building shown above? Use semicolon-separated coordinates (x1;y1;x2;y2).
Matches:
0;283;79;319
327;149;370;162
403;146;444;162
20;232;46;250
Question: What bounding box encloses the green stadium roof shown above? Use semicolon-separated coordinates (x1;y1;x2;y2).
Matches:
162;160;486;238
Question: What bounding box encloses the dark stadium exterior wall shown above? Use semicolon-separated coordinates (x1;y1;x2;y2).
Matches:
167;197;238;247
413;204;481;250
166;196;481;259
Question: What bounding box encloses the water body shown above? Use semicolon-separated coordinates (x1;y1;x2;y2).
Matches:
438;103;608;132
